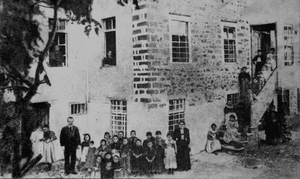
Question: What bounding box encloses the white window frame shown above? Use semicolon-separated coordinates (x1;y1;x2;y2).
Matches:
49;18;68;67
102;17;117;64
222;22;237;63
69;103;87;115
168;99;185;132
169;14;191;63
111;100;127;136
283;24;294;66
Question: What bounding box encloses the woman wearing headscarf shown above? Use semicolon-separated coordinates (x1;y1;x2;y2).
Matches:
42;125;57;169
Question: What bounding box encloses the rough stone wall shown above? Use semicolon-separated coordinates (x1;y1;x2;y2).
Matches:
133;0;250;108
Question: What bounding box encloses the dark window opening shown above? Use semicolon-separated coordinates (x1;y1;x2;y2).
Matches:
103;17;116;67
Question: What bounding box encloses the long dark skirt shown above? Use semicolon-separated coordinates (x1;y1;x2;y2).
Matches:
131;155;143;174
144;160;155;175
101;169;114;179
176;144;191;171
154;146;164;173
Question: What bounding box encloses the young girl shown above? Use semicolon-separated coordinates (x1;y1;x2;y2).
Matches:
131;139;144;176
120;137;131;175
96;139;111;159
90;156;101;178
81;134;91;169
205;123;221;154
154;131;166;174
164;132;177;174
85;141;97;172
144;141;156;177
101;152;114;179
111;135;121;157
112;155;124;178
104;132;113;147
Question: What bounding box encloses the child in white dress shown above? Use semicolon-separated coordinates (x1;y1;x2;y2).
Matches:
164;132;177;174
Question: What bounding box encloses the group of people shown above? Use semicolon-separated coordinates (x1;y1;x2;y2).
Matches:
31;117;191;178
238;48;277;107
251;48;277;99
264;105;292;145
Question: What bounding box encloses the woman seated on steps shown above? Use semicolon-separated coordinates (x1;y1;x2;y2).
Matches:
222;115;247;149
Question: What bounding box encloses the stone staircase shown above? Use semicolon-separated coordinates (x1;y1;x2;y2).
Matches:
251;69;278;128
248;68;278;146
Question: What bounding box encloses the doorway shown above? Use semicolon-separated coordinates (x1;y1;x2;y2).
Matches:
250;23;277;78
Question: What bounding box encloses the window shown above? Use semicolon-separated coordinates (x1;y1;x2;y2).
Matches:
111;100;127;136
49;19;68;67
103;17;116;66
170;15;190;63
168;99;185;132
283;89;290;115
227;93;239;107
223;25;236;62
70;103;87;115
283;25;294;66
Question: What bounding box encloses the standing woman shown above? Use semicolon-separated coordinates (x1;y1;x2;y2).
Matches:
30;125;44;159
43;125;57;170
238;66;251;107
173;121;191;171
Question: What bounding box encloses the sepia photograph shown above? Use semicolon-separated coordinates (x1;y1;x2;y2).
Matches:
0;0;300;178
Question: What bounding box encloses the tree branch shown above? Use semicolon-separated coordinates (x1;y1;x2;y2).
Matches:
3;65;33;88
25;2;60;102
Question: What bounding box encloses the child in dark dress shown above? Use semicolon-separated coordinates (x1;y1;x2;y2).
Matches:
120;137;131;175
101;152;114;179
112;155;124;178
143;132;156;149
111;135;121;157
128;130;140;149
85;141;97;175
144;141;156;177
131;139;144;176
90;155;101;178
96;139;111;159
154;131;166;174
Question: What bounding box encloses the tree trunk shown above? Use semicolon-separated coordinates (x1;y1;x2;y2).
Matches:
12;140;21;178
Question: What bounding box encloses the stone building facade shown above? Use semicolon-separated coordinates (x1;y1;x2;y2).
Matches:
3;0;300;159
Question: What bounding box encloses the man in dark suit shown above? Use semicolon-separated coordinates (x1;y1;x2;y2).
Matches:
173;121;191;171
60;117;81;175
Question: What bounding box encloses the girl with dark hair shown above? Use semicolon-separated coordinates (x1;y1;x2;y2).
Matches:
154;131;166;174
101;152;114;179
85;141;97;170
144;141;156;177
96;139;111;159
143;132;155;149
131;139;144;176
80;133;91;169
42;125;57;169
205;123;221;154
104;132;113;147
164;132;177;174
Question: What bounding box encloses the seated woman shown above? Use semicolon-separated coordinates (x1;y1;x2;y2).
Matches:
223;115;246;148
205;123;221;154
